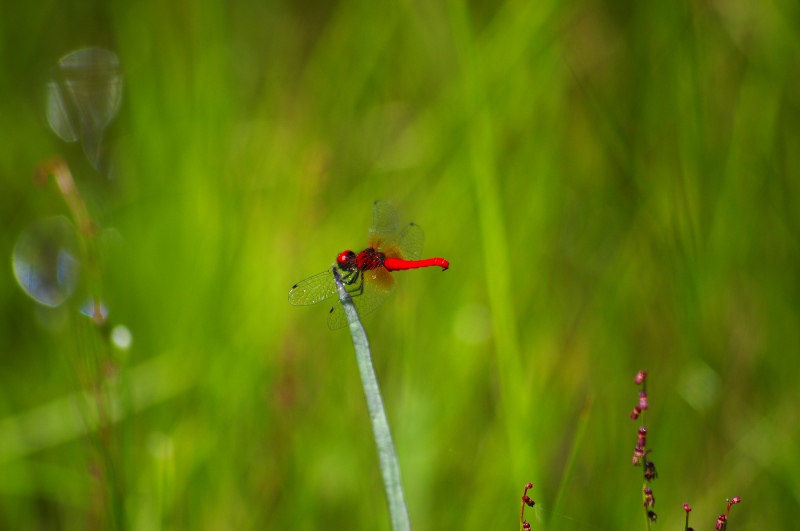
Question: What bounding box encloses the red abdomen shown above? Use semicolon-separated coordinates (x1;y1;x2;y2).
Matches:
383;257;449;271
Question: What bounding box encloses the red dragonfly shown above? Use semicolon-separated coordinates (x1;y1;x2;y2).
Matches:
288;200;449;329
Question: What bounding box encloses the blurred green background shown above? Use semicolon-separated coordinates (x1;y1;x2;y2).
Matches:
1;0;799;529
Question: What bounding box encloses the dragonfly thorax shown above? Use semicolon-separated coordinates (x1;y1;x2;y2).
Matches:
357;248;384;270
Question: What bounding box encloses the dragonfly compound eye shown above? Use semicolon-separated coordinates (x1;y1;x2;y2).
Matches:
337;250;357;269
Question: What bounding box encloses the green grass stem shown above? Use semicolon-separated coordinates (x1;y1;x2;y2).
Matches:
332;266;411;531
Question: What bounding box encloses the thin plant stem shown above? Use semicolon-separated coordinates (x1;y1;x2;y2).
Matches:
34;156;121;528
35;156;105;324
639;408;650;531
639;416;651;531
332;266;411;531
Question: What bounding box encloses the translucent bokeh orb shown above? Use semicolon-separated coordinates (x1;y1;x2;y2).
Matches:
13;216;81;307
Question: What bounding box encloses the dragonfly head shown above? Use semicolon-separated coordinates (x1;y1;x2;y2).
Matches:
337;250;357;270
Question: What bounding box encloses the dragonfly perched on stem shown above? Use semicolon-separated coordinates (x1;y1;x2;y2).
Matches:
288;200;449;329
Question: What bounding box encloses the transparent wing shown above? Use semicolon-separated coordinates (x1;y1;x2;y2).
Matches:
288;270;337;306
327;266;396;330
368;200;399;242
391;222;424;260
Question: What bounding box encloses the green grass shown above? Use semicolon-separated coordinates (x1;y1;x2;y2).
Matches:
1;0;799;529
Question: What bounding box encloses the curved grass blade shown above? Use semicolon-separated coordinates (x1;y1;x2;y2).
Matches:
332;265;410;531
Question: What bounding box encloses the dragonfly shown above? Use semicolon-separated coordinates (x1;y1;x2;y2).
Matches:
288;200;450;329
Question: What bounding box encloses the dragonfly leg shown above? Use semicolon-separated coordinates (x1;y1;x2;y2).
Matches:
349;271;365;297
341;269;364;297
354;274;365;296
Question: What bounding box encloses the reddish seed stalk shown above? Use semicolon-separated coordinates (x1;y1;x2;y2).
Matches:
717;496;741;530
519;483;534;531
630;371;655;531
683;503;692;530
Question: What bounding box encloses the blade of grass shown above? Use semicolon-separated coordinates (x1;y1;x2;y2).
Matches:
550;395;593;523
332;265;410;531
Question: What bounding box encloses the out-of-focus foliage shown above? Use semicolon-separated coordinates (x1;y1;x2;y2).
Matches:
1;0;798;529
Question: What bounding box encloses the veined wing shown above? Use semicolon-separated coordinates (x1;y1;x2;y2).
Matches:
368;200;400;243
391;222;424;260
288;270;337;306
